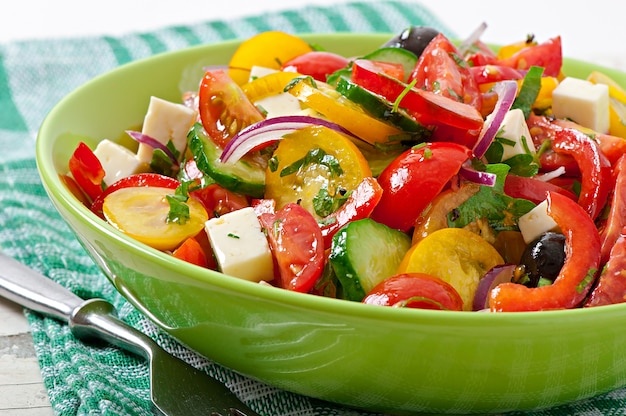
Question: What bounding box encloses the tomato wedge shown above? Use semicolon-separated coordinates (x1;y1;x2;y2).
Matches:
362;273;464;311
371;142;473;232
258;203;325;293
281;51;350;82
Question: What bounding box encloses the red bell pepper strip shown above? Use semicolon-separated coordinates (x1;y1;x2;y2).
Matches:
489;191;601;311
551;128;613;220
319;176;383;249
585;226;626;307
68;142;106;202
598;154;626;264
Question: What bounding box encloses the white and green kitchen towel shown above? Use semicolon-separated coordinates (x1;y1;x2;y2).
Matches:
1;1;624;415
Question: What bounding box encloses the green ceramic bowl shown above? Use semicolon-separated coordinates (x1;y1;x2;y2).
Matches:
35;33;626;415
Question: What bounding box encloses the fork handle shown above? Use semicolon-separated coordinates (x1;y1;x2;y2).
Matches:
0;252;152;359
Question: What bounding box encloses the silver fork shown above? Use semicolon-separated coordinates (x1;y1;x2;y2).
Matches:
0;252;262;416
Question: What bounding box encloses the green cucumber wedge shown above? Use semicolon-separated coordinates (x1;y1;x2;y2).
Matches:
361;46;418;82
329;218;411;301
187;123;265;198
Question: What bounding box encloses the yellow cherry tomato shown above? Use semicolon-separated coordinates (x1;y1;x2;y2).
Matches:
265;125;371;220
228;31;313;85
241;71;303;102
496;38;538;60
286;78;405;145
587;70;626;138
102;186;208;251
398;227;504;311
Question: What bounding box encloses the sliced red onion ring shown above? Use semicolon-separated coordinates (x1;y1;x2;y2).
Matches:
126;130;179;166
459;161;496;187
473;263;516;311
220;115;359;164
473;80;519;159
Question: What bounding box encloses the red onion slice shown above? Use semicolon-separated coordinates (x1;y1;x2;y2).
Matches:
459;161;496;187
457;22;488;56
473;263;516;311
220;115;358;164
472;80;519;159
126;130;179;166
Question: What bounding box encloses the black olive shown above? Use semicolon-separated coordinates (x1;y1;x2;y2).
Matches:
382;26;440;57
519;232;566;288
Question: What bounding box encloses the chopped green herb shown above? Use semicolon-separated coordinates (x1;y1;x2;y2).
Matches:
227;233;240;239
313;185;350;217
279;148;343;178
511;66;544;119
392;78;417;112
576;268;597;293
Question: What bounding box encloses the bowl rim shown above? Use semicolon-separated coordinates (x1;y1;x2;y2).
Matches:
34;32;626;325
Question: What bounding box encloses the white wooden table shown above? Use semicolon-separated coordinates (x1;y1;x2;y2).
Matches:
1;1;624;414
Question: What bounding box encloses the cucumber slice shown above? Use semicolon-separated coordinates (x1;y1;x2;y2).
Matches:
335;76;431;140
362;47;418;82
329;218;411;301
187;123;265;198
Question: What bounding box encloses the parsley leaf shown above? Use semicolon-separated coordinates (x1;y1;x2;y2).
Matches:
313;185;350;217
447;163;535;231
166;181;196;225
511;66;544;119
279;148;343;178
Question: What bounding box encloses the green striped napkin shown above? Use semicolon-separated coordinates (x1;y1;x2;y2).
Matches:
0;1;624;415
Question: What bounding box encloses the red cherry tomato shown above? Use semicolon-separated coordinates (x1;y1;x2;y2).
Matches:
585;226;626;307
599;155;626;264
362;273;464;311
198;70;263;148
258;203;325;293
68;141;106;202
90;173;180;218
190;183;250;219
469;65;524;85
409;33;482;111
281;51;350;82
370;142;473;232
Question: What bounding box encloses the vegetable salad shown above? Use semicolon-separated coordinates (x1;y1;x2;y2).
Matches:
64;26;626;312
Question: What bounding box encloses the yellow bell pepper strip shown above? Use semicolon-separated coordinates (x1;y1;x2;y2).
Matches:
587;70;626;138
285;77;406;145
490;191;601;311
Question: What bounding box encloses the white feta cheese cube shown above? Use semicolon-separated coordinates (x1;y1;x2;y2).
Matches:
552;77;610;133
518;200;560;244
255;93;303;118
136;96;197;164
93;139;149;186
205;207;274;282
497;109;536;161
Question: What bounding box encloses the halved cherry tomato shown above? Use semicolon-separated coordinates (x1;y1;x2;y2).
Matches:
409;33;482;111
258;202;325;293
228;31;313;85
102;186;208;252
241;71;302;102
362;273;464;311
490;192;601;311
470;65;524;86
68;141;105;202
264;125;372;220
320;176;383;249
198;70;263;148
281;51;350;82
190;183;250;219
172;236;209;268
90;173;181;218
370;142;472;232
398;227;504;311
